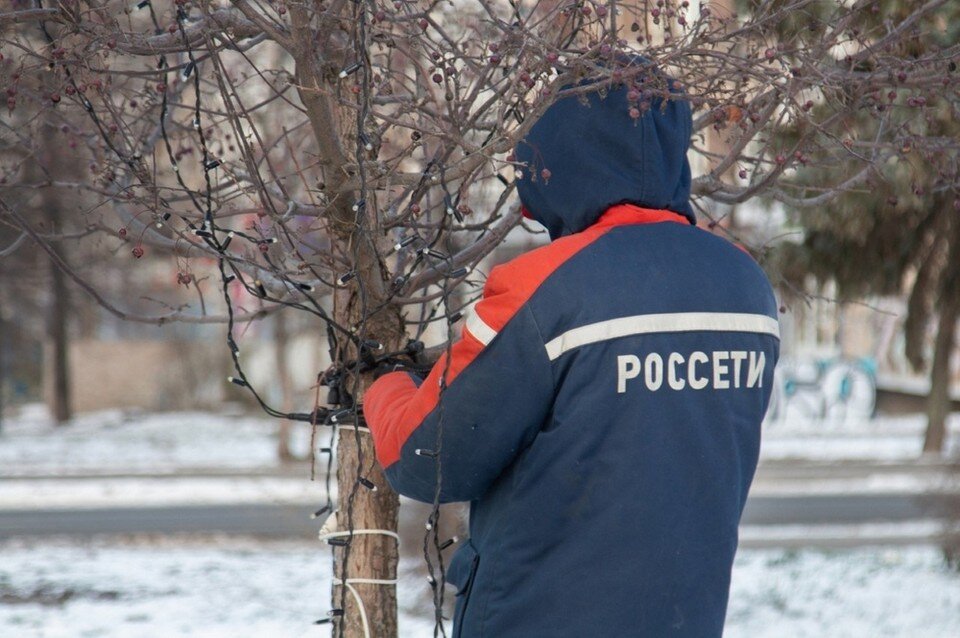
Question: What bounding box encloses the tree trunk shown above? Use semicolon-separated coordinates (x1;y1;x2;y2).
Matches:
27;116;74;425
284;4;403;630
334;424;401;638
48;261;71;424
923;289;959;454
924;209;960;455
0;315;5;434
332;298;404;638
46;204;72;425
275;311;295;461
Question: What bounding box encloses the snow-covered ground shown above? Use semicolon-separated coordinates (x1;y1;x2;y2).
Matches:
1;405;957;512
0;538;957;638
0;404;317;477
1;404;957;480
0;538;435;638
726;545;960;637
1;405;959;635
762;411;960;461
0;476;324;510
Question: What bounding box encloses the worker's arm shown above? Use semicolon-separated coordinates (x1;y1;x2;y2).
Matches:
364;265;555;503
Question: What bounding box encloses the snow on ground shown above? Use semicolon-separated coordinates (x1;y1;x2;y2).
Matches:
4;469;955;513
738;520;958;547
0;477;324;510
750;473;960;497
2;404;958;479
1;407;959;635
0;538;958;638
761;412;960;461
0;538;436;638
0;404;318;477
727;546;960;638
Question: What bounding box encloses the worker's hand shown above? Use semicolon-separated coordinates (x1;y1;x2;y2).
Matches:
366;340;436;379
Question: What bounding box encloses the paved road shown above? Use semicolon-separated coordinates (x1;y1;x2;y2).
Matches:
755;458;959;480
1;494;958;540
742;493;960;525
2;460;957;546
0;503;317;538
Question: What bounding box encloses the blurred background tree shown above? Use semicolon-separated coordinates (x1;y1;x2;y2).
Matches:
773;0;960;453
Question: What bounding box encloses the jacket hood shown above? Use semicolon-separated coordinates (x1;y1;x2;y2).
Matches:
515;66;695;240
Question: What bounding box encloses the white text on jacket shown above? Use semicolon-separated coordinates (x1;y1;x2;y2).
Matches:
616;351;766;393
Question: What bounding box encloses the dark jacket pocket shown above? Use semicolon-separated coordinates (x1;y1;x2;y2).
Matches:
446;540;480;637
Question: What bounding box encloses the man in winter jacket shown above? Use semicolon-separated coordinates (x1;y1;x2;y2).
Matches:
363;63;780;637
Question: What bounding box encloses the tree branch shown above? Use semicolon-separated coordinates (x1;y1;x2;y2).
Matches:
2;198;279;325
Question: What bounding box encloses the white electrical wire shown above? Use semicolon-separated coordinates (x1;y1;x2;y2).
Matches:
319;520;400;638
332;577;399;638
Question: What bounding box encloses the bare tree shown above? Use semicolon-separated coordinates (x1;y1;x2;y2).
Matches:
3;0;959;634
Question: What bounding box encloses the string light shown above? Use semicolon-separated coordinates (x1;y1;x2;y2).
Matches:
339;62;362;78
419;247;447;260
358;132;374;151
41;0;517;631
329;408;357;424
445;194;463;222
393;235;419;252
361;340;383;351
32;24;410;619
439;537;458;551
40;0;932;633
